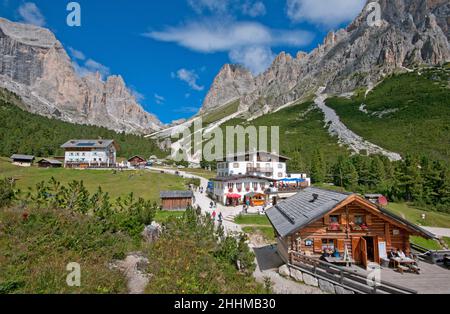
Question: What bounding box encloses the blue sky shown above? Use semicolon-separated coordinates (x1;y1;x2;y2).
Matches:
1;0;366;123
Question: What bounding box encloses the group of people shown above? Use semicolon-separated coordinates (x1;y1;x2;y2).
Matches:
388;248;415;261
211;210;223;224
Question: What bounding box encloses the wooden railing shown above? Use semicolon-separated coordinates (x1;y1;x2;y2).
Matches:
290;252;417;294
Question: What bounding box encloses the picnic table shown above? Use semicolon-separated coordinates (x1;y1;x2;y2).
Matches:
392;257;420;274
325;256;355;267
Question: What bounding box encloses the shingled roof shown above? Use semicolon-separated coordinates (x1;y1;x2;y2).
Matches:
267;187;350;237
160;191;194;199
10;154;35;161
61;140;115;149
266;187;435;239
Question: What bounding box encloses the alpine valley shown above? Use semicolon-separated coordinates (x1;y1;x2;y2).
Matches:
0;0;449;165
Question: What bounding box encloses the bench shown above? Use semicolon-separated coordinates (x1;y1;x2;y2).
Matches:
397;265;409;274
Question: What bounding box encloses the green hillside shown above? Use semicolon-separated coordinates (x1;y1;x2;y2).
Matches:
326;66;450;163
0;88;165;158
219;101;350;170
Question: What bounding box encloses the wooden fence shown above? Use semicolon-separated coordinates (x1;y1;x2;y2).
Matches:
290;252;417;294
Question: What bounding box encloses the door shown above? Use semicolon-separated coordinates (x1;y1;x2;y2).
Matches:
360;237;368;268
352;237;361;263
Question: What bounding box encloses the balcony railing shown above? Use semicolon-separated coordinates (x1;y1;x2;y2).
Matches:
247;167;273;173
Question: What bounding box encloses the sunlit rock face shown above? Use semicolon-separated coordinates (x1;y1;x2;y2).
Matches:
0;18;161;134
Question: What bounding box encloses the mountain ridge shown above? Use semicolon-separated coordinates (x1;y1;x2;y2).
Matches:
200;0;450;118
0;17;162;135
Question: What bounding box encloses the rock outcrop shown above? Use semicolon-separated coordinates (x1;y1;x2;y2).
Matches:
0;18;161;134
200;0;450;118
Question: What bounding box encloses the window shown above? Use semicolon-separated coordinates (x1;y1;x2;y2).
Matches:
236;183;242;191
278;163;283;169
266;163;270;168
233;163;239;168
322;239;335;251
252;182;259;190
354;215;364;225
227;183;234;191
278;173;283;178
330;215;340;224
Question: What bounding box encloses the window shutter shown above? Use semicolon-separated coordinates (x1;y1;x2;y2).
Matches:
324;215;330;225
366;214;372;225
313;239;322;253
337;239;345;252
340;214;347;225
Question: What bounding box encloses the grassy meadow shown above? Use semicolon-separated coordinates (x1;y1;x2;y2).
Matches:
326;67;450;164
0;157;187;202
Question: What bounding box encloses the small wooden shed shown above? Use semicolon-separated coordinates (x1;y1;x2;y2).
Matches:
10;154;35;167
37;158;63;168
160;191;194;211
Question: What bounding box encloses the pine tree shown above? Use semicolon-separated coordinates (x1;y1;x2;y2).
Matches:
310;150;326;183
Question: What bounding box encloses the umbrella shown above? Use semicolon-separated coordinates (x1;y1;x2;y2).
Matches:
279;178;306;183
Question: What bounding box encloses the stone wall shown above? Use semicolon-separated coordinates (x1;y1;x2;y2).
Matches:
278;264;355;295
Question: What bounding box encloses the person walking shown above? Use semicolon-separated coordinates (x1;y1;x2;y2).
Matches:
218;212;223;224
212;210;217;221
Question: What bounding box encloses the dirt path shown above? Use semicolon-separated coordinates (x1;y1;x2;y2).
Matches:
112;253;150;294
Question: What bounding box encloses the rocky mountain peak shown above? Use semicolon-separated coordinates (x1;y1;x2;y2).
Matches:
0;18;162;134
200;0;449;117
200;63;255;113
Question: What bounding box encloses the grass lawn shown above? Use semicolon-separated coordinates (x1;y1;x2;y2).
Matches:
242;226;275;243
386;202;450;228
410;236;443;250
0;157;188;203
443;237;450;248
154;210;185;223
162;167;216;179
234;214;270;226
235;214;275;243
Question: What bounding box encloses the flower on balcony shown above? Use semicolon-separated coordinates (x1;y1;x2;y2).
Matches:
328;223;342;231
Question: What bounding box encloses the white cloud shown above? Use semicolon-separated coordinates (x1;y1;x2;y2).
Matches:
173;68;204;91
18;2;46;27
146;20;313;74
146;21;313;53
154;93;165;105
286;0;366;27
72;58;110;80
242;1;266;17
68;47;86;61
229;46;274;75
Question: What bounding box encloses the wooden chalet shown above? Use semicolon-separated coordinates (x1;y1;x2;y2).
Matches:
160;191;194;211
128;155;147;167
37;158;63;168
10;154;35;167
266;187;435;268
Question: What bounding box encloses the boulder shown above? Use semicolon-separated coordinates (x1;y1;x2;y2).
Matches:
335;285;355;295
302;273;319;287
319;279;335;294
290;268;303;282
278;265;291;277
142;222;162;243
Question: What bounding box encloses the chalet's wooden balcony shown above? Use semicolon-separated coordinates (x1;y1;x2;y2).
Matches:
327;224;345;232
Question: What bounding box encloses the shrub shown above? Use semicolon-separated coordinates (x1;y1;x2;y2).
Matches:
0;177;15;208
